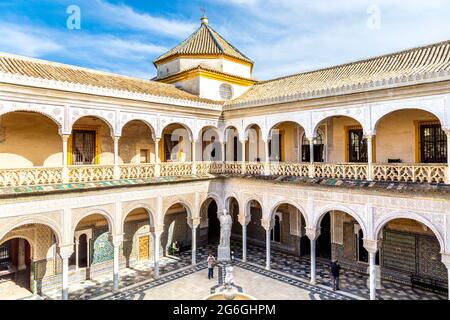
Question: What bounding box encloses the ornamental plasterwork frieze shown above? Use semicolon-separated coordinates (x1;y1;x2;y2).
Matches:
68;106;116;134
0;72;222;111
225;69;450;109
0;100;64;129
118;111;158;137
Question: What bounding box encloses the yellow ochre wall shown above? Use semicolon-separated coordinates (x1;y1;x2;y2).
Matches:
0;112;62;168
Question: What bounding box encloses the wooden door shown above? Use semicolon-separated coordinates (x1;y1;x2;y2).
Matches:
138;236;149;261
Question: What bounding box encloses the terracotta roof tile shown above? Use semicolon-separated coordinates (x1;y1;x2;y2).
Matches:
154;24;252;64
229;40;450;106
0;52;219;104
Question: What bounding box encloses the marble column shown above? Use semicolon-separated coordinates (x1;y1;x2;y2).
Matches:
363;239;379;300
110;235;123;292
192;140;197;175
59;245;73;300
241;139;246;174
306;228;320;285
153;230;162;278
368;251;377;300
264;139;270;175
62;256;69;300
61;134;70;183
445;129;450;184
191;223;199;265
366;135;374;181
242;224;247;262
265;228;271;270
113;244;120;291
113;136;120;180
154;138;160;177
308;137;315;178
310;238;316;284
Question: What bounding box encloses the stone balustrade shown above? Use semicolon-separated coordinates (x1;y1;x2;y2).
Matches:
0;162;447;187
314;162;368;180
372;163;447;183
119;163;155;180
159;162;192;177
0;167;63;187
68;165;115;183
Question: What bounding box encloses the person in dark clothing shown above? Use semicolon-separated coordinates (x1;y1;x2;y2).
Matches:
330;260;341;291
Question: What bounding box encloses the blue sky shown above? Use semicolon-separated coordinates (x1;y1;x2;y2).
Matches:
1;0;450;80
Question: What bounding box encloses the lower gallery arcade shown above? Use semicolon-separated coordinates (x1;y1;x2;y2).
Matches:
0;179;448;300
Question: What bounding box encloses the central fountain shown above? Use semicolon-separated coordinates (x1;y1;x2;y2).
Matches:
203;265;256;300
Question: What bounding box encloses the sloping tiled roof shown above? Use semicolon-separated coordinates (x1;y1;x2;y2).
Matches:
228;40;450;107
0;52;219;104
154;23;253;65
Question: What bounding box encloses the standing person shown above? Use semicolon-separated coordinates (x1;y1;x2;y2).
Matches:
330;259;341;291
207;253;216;280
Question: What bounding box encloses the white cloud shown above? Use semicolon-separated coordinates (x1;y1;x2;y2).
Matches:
0;20;167;79
86;0;197;38
0;22;63;56
209;0;450;79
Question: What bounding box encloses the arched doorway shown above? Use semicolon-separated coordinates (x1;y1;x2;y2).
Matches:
317;212;331;259
72;213;112;279
376;218;447;296
0;223;59;299
0;238;31;293
207;200;219;244
162;203;191;257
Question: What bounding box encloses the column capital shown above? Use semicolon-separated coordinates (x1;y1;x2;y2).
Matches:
113;135;121;142
151;225;164;235
238;214;251;226
305;227;321;240
109;233;124;247
61;134;70;141
363;239;379;254
261;219;273;231
441;253;450;268
363;133;375;140
58;244;74;259
189;217;201;228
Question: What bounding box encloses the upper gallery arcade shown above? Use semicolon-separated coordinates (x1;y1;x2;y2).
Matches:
0;15;450;301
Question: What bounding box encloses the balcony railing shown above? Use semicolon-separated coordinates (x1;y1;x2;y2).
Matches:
0;161;447;188
372;163;447;183
0;166;63;187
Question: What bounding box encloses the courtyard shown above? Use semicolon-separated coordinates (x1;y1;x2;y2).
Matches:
3;242;443;301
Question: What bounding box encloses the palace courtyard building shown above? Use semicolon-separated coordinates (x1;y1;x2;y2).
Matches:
0;16;449;300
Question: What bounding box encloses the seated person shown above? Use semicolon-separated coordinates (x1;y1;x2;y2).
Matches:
169;240;180;256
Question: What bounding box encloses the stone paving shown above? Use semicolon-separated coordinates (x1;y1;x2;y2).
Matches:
40;241;446;300
229;240;447;300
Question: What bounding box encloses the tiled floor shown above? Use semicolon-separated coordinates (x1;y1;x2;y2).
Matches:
40;241;445;300
228;240;446;300
104;263;351;300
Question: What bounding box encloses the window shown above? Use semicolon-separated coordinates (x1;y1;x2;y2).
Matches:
72;130;97;165
271;215;281;243
269;130;283;161
302;131;324;162
0;241;10;264
140;149;149;163
219;83;233;100
348;128;367;162
419;122;447;163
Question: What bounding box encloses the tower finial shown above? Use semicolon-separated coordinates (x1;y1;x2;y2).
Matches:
200;7;208;25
